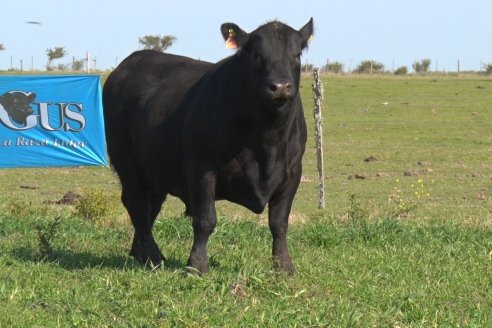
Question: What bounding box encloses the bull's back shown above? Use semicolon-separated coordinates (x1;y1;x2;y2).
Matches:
103;50;211;133
103;50;212;189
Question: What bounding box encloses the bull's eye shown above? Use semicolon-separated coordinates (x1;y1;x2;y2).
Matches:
254;52;264;65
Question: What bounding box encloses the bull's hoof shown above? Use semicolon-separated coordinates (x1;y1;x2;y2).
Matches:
131;252;166;267
273;256;296;275
130;238;166;267
186;256;209;275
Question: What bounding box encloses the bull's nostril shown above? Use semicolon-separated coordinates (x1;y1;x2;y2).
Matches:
269;84;278;92
268;82;293;100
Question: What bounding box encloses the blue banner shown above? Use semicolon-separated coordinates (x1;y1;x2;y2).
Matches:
0;75;107;168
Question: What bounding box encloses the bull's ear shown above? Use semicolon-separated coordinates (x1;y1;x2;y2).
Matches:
221;23;249;49
27;92;36;102
299;18;314;49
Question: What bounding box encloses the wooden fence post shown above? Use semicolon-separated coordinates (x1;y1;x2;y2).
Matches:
312;69;325;209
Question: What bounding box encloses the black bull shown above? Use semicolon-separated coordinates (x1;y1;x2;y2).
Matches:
103;19;314;274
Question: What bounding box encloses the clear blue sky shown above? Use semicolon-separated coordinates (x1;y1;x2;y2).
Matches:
1;0;491;72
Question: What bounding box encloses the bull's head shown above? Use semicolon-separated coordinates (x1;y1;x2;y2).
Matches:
0;91;36;125
221;18;313;112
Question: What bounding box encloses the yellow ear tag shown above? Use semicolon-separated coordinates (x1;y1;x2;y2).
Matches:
308;35;314;42
225;28;237;49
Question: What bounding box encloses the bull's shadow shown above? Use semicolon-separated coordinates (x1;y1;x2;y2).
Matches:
9;247;185;271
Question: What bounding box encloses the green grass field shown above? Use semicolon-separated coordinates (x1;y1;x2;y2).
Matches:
309;74;492;225
1;74;492;326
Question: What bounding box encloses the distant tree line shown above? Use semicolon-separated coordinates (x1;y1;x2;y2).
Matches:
303;58;492;75
4;37;492;75
0;34;176;72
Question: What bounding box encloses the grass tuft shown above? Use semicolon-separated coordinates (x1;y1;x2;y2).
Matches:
34;217;62;262
74;188;118;221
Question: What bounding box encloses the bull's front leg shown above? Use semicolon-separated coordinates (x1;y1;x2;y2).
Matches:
268;171;302;275
186;167;217;274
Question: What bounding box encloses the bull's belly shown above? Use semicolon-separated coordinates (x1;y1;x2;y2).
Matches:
216;172;278;214
216;187;269;214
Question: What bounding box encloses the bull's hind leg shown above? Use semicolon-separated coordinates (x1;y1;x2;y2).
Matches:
124;189;167;266
118;168;167;266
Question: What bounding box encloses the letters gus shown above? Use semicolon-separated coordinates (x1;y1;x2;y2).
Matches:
0;90;85;132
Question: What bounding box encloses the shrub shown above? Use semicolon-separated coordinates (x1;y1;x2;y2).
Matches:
301;63;315;72
56;63;70;71
354;60;384;74
6;200;48;219
394;66;408;75
323;61;344;74
72;59;85;71
483;63;492;75
348;193;367;224
34;217;62;261
74;188;117;221
388;178;433;218
138;35;177;52
413;58;431;73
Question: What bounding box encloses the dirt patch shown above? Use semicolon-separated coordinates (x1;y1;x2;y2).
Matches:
55;191;81;205
348;174;367;180
417;161;431;166
404;170;420;177
364;156;378;162
19;185;39;190
404;168;433;177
